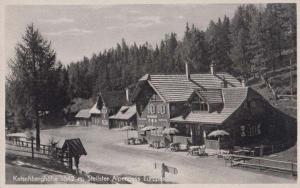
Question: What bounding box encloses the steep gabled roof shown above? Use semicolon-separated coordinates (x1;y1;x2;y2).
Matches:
89;103;101;114
171;87;249;124
138;73;242;102
99;90;127;108
109;105;136;120
62;138;87;157
75;109;91;119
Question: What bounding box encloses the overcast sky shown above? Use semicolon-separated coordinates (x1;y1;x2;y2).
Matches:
5;4;240;64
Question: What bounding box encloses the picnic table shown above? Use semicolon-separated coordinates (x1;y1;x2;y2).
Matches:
233;147;255;156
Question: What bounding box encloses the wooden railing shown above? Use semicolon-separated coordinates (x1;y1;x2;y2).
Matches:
225;154;297;176
6;138;70;164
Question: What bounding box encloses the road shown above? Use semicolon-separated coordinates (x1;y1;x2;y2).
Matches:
37;126;296;184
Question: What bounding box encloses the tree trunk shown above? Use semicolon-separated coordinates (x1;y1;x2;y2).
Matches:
35;110;40;151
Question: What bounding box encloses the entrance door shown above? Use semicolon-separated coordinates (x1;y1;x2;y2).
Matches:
191;126;203;145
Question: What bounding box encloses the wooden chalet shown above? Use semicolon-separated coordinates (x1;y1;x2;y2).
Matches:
75;109;91;126
109;87;137;129
131;63;296;150
96;90;127;127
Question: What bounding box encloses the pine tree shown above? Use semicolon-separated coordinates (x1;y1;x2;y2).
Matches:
7;24;57;149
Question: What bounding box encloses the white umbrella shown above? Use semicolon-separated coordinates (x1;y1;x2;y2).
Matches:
140;126;158;131
162;128;179;135
208;130;229;153
207;130;229;137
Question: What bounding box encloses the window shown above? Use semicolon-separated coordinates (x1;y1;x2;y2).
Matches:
192;101;208;111
157;105;161;114
200;102;208;111
161;105;166;114
241;123;261;137
151;105;156;114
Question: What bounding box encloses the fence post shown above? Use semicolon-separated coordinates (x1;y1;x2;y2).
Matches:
31;139;34;159
43;145;45;154
258;159;261;171
291;163;294;176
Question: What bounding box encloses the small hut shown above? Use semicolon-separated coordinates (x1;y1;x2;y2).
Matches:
62;138;87;170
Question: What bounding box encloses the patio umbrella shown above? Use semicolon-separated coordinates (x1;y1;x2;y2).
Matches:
121;126;134;140
207;130;229;137
140;126;158;131
162;128;179;135
208;130;230;153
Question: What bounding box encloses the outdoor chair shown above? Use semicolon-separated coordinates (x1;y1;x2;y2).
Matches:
169;143;180;152
198;145;208;156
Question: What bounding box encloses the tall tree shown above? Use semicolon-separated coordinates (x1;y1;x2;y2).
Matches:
7;24;57;149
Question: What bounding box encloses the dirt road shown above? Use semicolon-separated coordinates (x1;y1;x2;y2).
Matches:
38;126;296;184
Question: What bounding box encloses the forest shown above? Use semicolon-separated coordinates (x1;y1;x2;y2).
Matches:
6;4;297;130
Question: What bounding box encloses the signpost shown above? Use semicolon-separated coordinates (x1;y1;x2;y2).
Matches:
154;162;178;183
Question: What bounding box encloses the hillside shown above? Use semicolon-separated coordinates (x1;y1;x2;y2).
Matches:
250;64;297;118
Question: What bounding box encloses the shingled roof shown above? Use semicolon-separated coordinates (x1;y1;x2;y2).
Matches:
137;73;242;102
109;105;136;120
171;87;249;124
75;109;91;119
99;91;127;108
89;103;101;114
62;138;87;157
191;89;223;104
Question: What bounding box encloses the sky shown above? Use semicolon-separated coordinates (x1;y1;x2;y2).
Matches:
5;4;241;64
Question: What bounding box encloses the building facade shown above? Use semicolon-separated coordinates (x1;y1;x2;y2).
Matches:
96;91;127;127
131;63;296;149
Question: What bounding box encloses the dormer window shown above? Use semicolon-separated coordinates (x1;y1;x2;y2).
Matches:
191;101;208;111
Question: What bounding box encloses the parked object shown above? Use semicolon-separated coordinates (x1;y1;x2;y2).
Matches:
120;125;135;141
140;126;158;131
162;128;179;135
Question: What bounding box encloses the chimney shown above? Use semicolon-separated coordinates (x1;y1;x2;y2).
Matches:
125;88;130;102
210;61;215;75
185;61;190;80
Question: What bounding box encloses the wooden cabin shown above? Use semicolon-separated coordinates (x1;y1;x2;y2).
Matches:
109;105;137;129
131;63;296;150
75;109;91;126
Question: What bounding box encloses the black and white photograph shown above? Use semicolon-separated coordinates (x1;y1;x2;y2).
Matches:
3;1;298;185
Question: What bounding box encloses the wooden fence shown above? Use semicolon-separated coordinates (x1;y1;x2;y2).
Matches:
6;138;71;166
225;154;297;176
